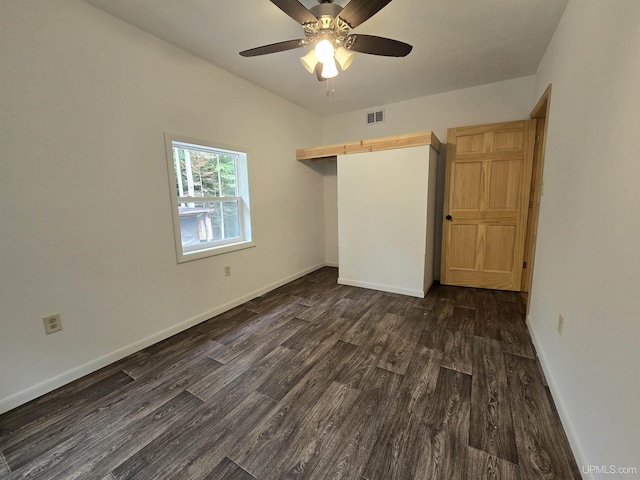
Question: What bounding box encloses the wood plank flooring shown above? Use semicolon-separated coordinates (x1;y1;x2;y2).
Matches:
0;267;581;479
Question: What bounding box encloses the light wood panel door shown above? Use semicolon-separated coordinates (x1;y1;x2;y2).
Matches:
441;120;537;291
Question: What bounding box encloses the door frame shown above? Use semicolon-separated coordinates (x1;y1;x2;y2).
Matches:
521;84;552;304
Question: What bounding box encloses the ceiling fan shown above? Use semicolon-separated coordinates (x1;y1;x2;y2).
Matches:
239;0;413;80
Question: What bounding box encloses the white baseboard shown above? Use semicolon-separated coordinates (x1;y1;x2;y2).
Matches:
526;316;590;480
325;261;339;268
0;262;326;415
338;277;425;298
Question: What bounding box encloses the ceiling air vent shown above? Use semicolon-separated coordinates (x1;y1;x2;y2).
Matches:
366;110;385;125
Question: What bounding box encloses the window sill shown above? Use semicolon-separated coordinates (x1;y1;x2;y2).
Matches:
177;240;255;264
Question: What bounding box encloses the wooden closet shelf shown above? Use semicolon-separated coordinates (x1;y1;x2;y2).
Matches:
296;131;441;162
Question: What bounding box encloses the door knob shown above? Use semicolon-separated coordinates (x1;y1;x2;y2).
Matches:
446;215;452;221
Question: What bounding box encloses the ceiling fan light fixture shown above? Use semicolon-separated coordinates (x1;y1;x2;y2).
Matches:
321;58;339;79
335;46;354;71
300;49;319;73
315;39;335;64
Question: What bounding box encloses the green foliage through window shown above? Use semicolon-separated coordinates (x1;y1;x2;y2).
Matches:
173;145;238;198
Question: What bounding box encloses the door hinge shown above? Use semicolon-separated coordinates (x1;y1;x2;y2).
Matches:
529;200;534;208
535;135;540;144
523;261;527;269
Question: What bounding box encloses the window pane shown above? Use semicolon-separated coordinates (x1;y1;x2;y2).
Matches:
172;146;238;198
218;154;237;197
178;201;240;248
222;200;240;238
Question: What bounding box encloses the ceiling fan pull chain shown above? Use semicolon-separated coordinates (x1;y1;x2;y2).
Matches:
326;77;335;97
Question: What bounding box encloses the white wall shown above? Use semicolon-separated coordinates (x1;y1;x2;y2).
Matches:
527;1;640;476
0;0;324;412
322;76;536;146
337;146;436;297
321;76;537;268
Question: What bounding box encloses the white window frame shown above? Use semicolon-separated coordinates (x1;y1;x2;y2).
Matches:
164;133;254;263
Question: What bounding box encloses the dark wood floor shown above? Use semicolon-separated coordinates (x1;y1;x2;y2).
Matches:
0;267;581;479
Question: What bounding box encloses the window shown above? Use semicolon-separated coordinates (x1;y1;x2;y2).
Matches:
165;133;253;263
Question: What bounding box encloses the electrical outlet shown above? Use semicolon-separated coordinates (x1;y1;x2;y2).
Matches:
43;313;62;335
224;265;231;277
557;313;564;336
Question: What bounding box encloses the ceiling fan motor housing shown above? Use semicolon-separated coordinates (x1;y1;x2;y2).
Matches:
307;2;351;48
310;2;342;20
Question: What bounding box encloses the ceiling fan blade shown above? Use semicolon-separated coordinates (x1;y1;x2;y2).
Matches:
338;0;393;28
239;39;307;57
348;34;412;57
270;0;318;25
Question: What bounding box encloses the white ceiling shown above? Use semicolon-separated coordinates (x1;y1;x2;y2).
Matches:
82;0;568;116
